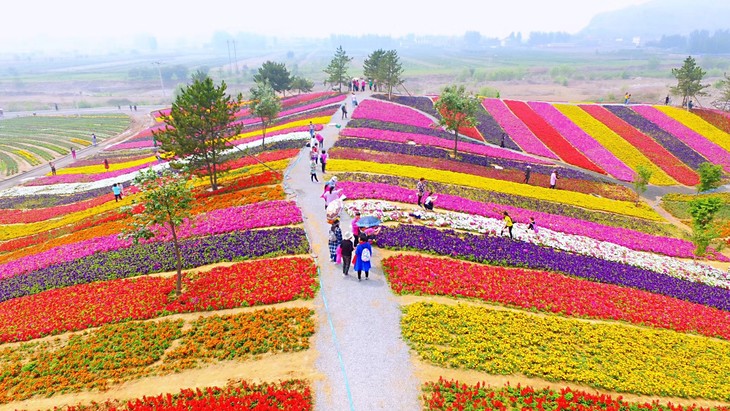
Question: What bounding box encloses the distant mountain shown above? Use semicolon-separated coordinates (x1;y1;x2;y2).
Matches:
579;0;730;42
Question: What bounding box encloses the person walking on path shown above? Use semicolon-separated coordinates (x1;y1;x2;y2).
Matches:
309;121;315;138
351;210;361;241
340;232;354;276
354;234;373;281
502;211;514;239
423;192;437;211
112;183;123;202
310;160;319;183
322;185;343;211
316;133;324;148
71;147;76;160
320;150;328;173
523;165;531;184
416;177;427;207
351;93;358;107
92;133;97;146
310;144;319;164
328;219;343;262
500;133;506;148
49;162;56;176
341;104;348;119
549;170;558;189
103;158;110;172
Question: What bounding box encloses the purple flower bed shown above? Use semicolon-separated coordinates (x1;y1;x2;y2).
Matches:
377;225;730;311
604;105;709;170
632;105;730;173
0;227;308;302
482;98;558;159
334;137;606;183
0;188;110;209
528;102;635;182
474;103;521;150
372;95;440;118
339;181;726;261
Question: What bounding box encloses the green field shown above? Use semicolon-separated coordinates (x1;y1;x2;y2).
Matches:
0;114;130;176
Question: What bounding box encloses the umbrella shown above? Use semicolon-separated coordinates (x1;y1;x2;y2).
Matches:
356;216;382;228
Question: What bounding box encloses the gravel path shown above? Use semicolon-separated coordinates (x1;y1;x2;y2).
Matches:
283;91;422;411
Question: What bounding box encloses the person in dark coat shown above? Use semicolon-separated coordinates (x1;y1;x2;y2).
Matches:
524;165;531;184
328;219;343;262
340;232;355;277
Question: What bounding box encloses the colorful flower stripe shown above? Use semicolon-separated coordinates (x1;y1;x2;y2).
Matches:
403;302;730;400
52;155;157;176
234;116;329;140
327;159;663;220
107;140;157;150
385;255;730;341
70;153;153;167
373;94;440;118
580;105;699;186
197;149;299;175
340;127;552;164
0;308;314;404
281;90;337;107
423;378;730;411
29;162;160;186
351;98;435;128
632;105;730;172
0;227;308;302
556;104;676;185
432;96;486;142
0;257;316;343
693;108;730;134
482;99;558;159
605;105;709;170
0;193;117;224
473;101;521;150
228;124;322;146
335;136;613;185
339;181;726;262
63;380;313;411
0;200;301;279
529;101;635;181
505;100;605;173
333;146;628;200
657;106;730;154
232;98;343;127
377;225;730;311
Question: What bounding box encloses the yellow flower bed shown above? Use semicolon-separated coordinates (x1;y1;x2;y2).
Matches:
328;159;663;221
555;104;676;186
0;195;135;241
656;106;730;153
402;302;730;400
233;116;331;140
70;138;91;146
54;155;157;175
14;150;39;165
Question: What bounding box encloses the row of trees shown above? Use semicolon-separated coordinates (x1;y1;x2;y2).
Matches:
323;46;405;100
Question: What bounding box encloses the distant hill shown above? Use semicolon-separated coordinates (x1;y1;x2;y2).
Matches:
580;0;730;42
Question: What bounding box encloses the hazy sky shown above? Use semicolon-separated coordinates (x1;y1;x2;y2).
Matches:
4;0;651;47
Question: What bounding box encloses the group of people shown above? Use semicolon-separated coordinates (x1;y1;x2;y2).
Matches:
350;78;377;92
523;166;559;189
309;130;328;182
500;212;537;239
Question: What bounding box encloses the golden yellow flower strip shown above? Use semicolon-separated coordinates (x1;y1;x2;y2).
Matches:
327;159;663;221
402;302;730;400
232;116;330;140
656;106;730;153
555;104;676;186
55;156;157;176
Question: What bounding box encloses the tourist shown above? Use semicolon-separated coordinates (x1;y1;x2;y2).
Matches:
316;133;324;147
92;133;97;146
688;100;694;110
309;121;315;138
363;225;382;243
341;104;348;119
351;211;361;240
155;152;162;163
416;177;427;207
340;232;355;277
322;185;344;211
49;162;56;176
351;93;358;107
423;192;437;211
549;170;558;189
328;219;343;262
325;175;338;191
502;211;514;239
320;150;328;173
71;147;76;160
310;160;319;183
112;183;123;202
527;217;538;233
354;234;373;281
368;79;373;91
665;95;670;105
500;133;506;148
360;79;366;92
310;144;319;164
524;165;531;184
624;92;630;105
103;158;110;171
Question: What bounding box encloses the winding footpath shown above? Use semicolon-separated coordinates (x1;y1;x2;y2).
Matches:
283;92;422;410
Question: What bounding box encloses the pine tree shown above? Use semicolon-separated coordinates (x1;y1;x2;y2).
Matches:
324;46;352;93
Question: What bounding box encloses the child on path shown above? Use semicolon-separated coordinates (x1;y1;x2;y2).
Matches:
340;232;355;276
549;170;558;189
416;178;427;207
501;211;514;239
354;234;373;281
320;150;328;173
423;192;437;211
328;219;343;262
310;160;319;182
112;183;123;202
341;104;348;119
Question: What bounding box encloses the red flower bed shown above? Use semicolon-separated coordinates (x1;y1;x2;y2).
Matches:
62;380;312;411
432;96;485;142
383;255;730;341
693;108;730;134
0;257;317;343
423;378;730;411
195;148;298;176
580;105;699;185
195;170;281;199
505;100;605;174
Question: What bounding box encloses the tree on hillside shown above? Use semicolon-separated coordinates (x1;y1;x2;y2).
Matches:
719;72;730;108
380;50;405;100
291;76;314;94
363;49;386;85
434;85;480;156
123;168;194;297
253;61;292;95
324;46;352;93
632;165;653;205
671;56;709;108
689;196;724;256
249;81;281;148
697;162;724;193
154;75;243;191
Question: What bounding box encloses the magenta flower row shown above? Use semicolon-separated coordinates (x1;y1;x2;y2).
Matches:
351;99;435;128
482;99;559;159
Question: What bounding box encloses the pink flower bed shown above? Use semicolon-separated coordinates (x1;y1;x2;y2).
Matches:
0;200;303;279
231;97;345;127
482;99;559;159
632;105;730;173
529;102;636;181
351;99;435;128
228;125;322;147
339;181;727;261
339;128;553;165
